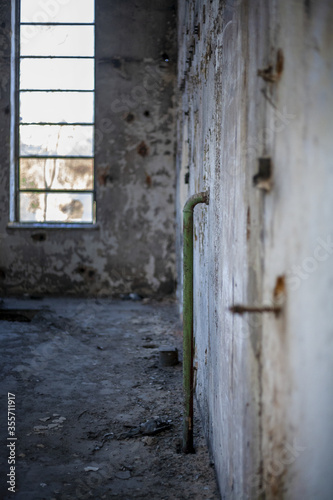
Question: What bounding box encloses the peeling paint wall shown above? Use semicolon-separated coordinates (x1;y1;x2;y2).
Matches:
177;1;333;498
0;0;177;297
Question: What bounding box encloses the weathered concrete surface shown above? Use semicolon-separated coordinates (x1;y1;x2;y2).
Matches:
177;1;333;498
0;297;219;499
0;0;177;297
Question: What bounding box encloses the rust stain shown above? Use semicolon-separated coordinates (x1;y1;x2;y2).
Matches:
145;172;152;188
97;167;112;186
137;141;149;157
257;65;275;82
269;471;286;497
273;276;286;298
275;49;284;78
257;49;284;83
273;275;286;307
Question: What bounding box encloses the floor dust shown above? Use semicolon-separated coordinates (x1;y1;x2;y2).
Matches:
0;297;219;499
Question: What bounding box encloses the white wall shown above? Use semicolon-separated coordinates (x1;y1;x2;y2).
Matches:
177;1;333;498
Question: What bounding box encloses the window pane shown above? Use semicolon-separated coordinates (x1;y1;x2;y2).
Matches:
20;59;94;90
20;92;94;123
20;192;93;222
45;192;93;222
20;125;94;156
20;158;94;190
18;1;96;224
20;192;45;222
20;0;94;23
21;25;94;57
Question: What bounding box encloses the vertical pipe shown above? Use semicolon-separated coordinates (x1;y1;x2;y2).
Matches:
182;190;209;453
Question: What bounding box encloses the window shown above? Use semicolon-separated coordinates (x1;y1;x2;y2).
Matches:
14;0;95;223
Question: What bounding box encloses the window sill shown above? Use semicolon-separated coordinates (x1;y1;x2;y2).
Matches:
7;222;100;230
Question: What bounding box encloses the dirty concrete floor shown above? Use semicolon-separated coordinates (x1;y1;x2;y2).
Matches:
0;297;219;499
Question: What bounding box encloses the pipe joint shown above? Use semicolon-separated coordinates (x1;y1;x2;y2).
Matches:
183;190;210;213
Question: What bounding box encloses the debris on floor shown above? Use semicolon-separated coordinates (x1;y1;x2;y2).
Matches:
118;416;173;439
0;297;219;500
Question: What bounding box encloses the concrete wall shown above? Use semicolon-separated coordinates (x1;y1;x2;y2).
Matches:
177;1;333;498
0;0;177;297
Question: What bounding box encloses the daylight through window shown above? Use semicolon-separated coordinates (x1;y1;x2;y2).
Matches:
17;0;95;223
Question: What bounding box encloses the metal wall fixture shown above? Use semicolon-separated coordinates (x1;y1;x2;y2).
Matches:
182;190;209;453
230;276;286;317
229;304;281;316
253;157;272;192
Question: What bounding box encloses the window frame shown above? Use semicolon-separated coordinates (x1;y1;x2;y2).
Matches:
10;0;97;227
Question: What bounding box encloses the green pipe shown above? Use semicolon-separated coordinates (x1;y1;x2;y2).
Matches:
182;190;209;453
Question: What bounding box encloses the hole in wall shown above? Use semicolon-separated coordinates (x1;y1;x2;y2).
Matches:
75;266;86;274
137;141;149;157
125;112;135;123
253;157;272;191
75;265;96;280
31;233;46;242
111;58;121;69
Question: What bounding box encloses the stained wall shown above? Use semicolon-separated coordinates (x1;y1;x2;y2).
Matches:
177;1;333;498
0;0;177;297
